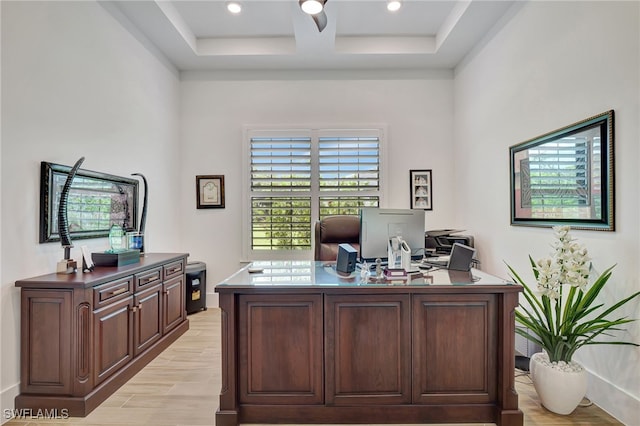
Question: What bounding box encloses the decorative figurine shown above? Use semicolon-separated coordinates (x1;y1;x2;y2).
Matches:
107;224;126;253
360;261;370;283
130;172;148;254
56;157;85;274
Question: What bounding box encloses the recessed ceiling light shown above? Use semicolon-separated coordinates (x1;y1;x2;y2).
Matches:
387;0;402;12
226;1;242;14
300;0;324;15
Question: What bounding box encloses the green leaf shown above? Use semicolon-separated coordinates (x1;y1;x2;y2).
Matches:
505;250;640;363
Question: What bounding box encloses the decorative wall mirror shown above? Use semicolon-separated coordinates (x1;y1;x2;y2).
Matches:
40;161;139;243
510;110;614;231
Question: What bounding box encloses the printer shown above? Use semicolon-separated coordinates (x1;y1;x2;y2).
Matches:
425;229;475;255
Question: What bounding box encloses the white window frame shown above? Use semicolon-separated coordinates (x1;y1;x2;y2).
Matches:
242;125;388;261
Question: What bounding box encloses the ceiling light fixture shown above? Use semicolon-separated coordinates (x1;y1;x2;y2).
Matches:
226;1;242;14
300;0;325;15
387;0;402;12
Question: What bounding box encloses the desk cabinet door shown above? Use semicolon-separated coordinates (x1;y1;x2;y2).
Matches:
412;293;497;404
325;294;412;405
94;296;134;386
238;294;324;405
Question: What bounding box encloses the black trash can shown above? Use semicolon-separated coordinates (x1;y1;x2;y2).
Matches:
185;261;207;314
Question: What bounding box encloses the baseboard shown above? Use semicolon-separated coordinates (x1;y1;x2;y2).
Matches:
1;382;19;425
586;368;640;425
207;291;219;308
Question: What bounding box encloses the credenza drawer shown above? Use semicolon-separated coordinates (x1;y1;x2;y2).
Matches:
94;276;133;309
163;260;184;279
135;267;162;292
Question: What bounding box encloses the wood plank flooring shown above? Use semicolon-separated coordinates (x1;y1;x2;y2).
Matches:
5;308;621;426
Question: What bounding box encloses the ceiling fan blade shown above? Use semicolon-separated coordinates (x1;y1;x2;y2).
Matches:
312;10;327;32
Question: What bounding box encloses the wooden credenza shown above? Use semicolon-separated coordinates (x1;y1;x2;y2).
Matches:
216;261;524;426
15;253;189;416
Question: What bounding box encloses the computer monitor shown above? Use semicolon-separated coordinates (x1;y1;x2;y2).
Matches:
359;207;426;262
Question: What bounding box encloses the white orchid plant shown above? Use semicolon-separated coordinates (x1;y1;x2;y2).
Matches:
506;226;640;363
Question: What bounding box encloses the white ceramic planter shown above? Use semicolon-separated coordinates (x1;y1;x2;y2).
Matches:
529;352;588;415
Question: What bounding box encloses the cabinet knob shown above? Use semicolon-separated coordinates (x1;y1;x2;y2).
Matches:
131;306;138;313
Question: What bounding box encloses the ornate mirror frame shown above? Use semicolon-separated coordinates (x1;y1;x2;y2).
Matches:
509;110;614;231
40;161;139;243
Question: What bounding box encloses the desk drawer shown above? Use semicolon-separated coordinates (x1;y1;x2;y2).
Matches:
94;277;133;309
135;267;162;292
163;260;184;280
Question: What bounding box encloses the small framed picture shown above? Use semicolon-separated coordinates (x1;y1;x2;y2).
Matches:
410;170;432;210
196;175;225;209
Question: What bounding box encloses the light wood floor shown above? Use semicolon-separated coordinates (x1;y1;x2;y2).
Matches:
6;308;622;426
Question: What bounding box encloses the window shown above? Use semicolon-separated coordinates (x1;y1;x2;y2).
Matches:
318;135;381;217
245;128;383;258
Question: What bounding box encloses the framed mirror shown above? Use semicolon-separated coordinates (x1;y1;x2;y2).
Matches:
510;110;614;231
40;161;139;243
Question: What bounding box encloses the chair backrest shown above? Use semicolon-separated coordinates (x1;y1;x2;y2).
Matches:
314;215;360;261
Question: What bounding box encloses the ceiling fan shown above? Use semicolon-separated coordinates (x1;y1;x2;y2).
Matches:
299;0;328;32
298;0;402;33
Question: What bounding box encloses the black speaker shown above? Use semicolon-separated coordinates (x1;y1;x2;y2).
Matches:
336;243;357;274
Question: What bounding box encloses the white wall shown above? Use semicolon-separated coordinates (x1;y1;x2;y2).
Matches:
454;1;640;424
0;1;4;421
0;1;181;422
179;71;456;304
3;0;639;424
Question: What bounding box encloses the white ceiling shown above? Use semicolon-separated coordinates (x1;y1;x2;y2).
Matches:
108;0;515;71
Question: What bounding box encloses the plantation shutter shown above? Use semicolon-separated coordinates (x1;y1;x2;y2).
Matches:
318;135;380;218
247;129;382;253
250;137;312;250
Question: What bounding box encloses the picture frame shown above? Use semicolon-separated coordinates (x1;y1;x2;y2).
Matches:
196;175;225;209
509;110;614;231
410;169;432;210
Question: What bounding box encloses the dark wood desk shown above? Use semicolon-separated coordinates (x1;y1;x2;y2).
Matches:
216;261;523;426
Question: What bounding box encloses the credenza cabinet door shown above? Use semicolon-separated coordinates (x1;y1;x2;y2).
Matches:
412;293;497;405
133;283;163;357
162;276;185;335
93;296;134;386
325;294;412;405
20;289;73;395
238;294;324;405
